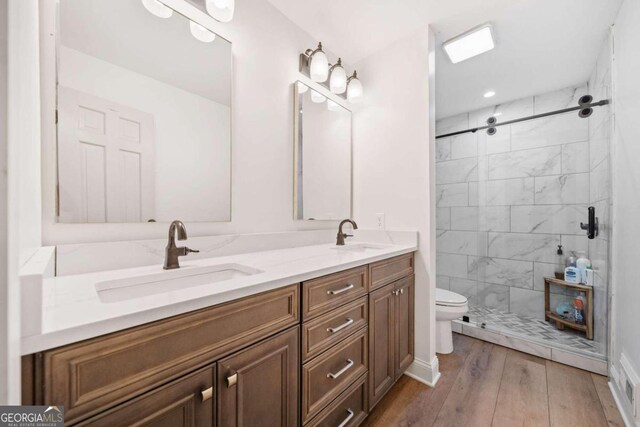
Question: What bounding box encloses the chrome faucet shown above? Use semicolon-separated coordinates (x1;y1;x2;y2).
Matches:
336;219;358;246
164;220;199;270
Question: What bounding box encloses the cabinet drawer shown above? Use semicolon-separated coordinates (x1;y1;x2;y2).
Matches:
303;266;368;320
77;365;215;427
305;373;368;427
43;285;299;425
302;328;368;422
369;253;414;290
302;296;368;362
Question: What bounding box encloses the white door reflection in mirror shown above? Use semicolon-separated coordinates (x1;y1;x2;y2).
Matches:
294;82;352;220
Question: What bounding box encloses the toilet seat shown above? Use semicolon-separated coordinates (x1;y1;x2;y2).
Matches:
436;288;468;307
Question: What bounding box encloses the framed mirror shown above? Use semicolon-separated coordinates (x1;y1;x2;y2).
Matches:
55;0;232;223
294;81;352;220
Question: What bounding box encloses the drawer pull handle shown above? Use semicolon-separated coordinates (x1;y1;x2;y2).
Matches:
327;359;354;379
327;318;354;333
327;283;354;295
201;386;213;402
227;373;238;387
337;409;355;427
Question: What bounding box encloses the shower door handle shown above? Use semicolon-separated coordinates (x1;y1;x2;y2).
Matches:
580;206;599;239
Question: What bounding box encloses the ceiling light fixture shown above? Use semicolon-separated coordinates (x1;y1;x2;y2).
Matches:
347;71;363;103
484;91;496;98
329;58;347;94
443;23;495;64
189;21;216;43
141;0;173;18
205;0;235;22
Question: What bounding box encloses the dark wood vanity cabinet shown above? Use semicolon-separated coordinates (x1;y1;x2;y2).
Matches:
22;252;415;426
368;274;415;410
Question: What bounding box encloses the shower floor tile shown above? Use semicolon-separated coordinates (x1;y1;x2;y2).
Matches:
467;305;604;356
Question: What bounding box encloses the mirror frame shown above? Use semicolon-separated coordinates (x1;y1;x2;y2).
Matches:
293;80;353;221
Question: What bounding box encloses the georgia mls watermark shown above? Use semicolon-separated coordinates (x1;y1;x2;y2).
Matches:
0;406;64;427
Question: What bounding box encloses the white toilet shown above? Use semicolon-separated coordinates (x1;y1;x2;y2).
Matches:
435;288;469;354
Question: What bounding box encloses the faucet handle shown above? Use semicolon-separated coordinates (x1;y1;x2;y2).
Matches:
186;247;200;254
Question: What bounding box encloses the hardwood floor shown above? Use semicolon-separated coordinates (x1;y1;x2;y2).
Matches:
362;333;625;427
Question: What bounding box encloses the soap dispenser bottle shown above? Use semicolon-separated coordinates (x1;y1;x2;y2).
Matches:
555;245;564;279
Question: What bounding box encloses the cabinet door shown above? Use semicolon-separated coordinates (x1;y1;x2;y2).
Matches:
217;327;299;427
395;275;415;377
368;283;395;410
80;365;214;427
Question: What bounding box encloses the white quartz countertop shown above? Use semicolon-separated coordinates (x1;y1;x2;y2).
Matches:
22;239;416;354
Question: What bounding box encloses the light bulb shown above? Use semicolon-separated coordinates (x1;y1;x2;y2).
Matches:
141;0;173;18
297;82;309;94
347;71;363;103
309;43;329;82
327;99;341;112
329;59;347;94
205;0;235;22
190;21;216;43
311;91;326;104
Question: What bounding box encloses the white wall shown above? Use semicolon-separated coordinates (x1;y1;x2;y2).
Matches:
353;27;438;384
58;46;231;222
2;0;42;404
611;0;640;422
0;0;8;405
41;0;345;245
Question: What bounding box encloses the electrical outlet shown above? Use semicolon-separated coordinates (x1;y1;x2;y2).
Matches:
375;213;385;230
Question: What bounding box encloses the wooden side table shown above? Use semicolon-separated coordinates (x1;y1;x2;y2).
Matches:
544;277;594;340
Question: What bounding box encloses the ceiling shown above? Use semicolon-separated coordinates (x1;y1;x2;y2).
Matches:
60;0;232;106
265;0;623;119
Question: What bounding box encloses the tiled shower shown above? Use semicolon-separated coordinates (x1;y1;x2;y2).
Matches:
435;38;612;359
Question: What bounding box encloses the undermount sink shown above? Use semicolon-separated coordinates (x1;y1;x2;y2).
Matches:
95;263;263;303
331;243;390;253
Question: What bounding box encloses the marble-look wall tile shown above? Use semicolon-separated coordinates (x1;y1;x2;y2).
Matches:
436;230;479;256
451;132;477;159
477;97;534;124
511;205;585;235
562;142;589;174
534;84;588;114
468;256;533;289
510;113;588;151
450;207;478;231
477;282;510;311
476;178;535;206
436;183;469;207
534;174;589;205
478;126;510;154
452;207;511;232
488;146;561;180
561;235;589;256
450;278;477;305
436;208;451;230
436;137;452;162
436;275;451;290
533;262;557;291
488;232;560;263
509;288;546;320
436;157;478;184
436;113;469;135
436;252;468;279
590;159;610;203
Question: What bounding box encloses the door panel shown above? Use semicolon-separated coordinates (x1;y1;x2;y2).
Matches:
217;327;299;427
368;283;395;410
395;275;415;376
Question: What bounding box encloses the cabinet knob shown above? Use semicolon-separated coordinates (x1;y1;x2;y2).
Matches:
226;373;238;387
201;386;213;402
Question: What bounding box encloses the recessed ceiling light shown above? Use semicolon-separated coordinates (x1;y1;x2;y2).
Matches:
443;24;495;64
484;91;496;98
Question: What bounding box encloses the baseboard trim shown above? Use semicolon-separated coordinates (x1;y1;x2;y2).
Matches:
609;379;637;427
405;356;440;387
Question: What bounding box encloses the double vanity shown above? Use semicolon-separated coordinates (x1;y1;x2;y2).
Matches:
20;235;416;426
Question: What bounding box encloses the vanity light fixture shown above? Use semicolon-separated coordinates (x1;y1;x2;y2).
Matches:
327;99;341;112
189;21;216;42
307;43;329;82
297;82;309;94
347;70;363;103
311;91;327;104
443;23;495;64
329;58;347;94
205;0;235;22
141;0;173;18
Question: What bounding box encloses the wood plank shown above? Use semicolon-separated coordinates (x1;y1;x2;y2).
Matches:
492;350;550;427
432;339;507;427
362;333;476;426
546;360;608;427
591;374;626;427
